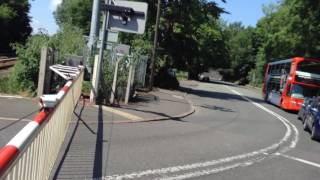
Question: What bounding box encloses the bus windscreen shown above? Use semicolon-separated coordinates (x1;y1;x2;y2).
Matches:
296;60;320;85
290;84;320;99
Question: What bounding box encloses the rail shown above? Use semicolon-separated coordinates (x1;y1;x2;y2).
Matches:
0;66;84;180
0;58;17;69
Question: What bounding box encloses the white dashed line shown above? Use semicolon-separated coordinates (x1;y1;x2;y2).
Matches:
0;117;32;122
0;95;24;99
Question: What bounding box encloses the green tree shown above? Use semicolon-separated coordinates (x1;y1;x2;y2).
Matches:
0;0;32;55
250;0;320;85
223;22;257;83
54;0;92;34
51;23;86;61
155;0;227;78
54;0;227;82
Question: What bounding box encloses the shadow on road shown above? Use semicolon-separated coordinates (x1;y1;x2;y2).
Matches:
52;97;107;179
120;106;187;122
179;85;266;104
52;98;88;179
207;80;238;87
200;104;235;113
93;104;104;178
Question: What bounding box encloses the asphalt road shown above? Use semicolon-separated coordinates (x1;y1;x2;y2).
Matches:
98;81;320;180
0;96;39;147
1;81;319;180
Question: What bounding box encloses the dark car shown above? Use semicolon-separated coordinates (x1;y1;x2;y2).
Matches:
303;97;320;140
298;97;315;121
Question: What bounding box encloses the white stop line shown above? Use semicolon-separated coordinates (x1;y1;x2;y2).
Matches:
103;87;299;180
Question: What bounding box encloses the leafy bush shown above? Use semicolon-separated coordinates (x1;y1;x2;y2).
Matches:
82;81;91;96
2;24;86;96
101;53;130;103
0;77;10;93
9;33;49;94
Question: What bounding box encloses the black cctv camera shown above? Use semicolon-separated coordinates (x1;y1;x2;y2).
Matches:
121;13;129;25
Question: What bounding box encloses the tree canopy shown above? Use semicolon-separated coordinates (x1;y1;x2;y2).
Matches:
0;0;31;55
248;0;320;85
53;0;320;85
54;0;92;34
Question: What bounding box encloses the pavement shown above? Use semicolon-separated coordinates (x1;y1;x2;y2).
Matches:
70;88;194;124
49;88;194;179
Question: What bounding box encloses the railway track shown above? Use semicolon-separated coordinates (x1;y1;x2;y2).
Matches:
0;57;17;69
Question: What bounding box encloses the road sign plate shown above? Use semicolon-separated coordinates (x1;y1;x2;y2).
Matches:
114;44;131;55
108;0;148;34
107;31;119;43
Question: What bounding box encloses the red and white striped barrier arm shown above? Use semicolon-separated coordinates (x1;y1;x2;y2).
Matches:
0;110;51;175
0;80;73;176
56;80;73;100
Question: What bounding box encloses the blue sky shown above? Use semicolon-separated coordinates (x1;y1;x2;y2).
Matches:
216;0;278;26
30;0;61;35
29;0;277;35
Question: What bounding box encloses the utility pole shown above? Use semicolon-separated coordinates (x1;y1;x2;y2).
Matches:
87;0;100;73
90;0;111;103
148;0;161;90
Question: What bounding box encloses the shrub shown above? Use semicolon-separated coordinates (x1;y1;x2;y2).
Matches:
82;81;91;96
9;33;49;94
3;24;86;96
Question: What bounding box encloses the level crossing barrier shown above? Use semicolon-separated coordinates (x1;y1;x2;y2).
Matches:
0;66;84;180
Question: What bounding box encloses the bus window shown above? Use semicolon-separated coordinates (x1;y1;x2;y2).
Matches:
284;63;291;74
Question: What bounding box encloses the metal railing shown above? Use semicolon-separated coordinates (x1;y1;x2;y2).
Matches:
0;67;84;180
134;55;148;88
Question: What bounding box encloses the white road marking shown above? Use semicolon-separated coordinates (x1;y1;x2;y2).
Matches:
158;159;264;180
0;117;32;122
104;87;299;180
227;87;299;152
278;153;320;168
172;95;184;100
158;163;243;180
0;95;23;99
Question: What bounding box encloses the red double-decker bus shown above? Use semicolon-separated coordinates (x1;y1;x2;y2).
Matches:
263;57;320;111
